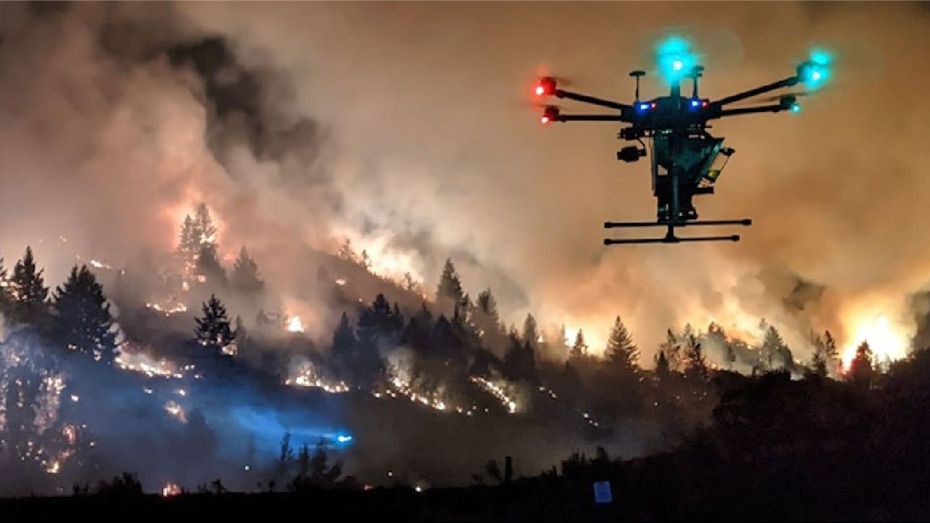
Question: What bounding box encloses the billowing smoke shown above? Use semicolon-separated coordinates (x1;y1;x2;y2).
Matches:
171;2;930;363
4;3;930;361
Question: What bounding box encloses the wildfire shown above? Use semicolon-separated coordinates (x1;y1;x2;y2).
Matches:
385;376;449;412
145;299;188;316
841;313;909;369
285;361;349;393
115;350;186;379
470;376;518;414
162;482;182;497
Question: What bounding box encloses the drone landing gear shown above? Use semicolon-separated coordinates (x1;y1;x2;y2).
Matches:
603;219;752;245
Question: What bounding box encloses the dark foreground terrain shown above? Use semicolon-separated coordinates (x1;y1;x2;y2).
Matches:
6;345;930;521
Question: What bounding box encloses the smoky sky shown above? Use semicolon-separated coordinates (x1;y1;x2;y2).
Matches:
2;2;930;360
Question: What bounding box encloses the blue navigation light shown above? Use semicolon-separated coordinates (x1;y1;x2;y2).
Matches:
638;102;651;111
798;47;833;90
690;99;700;108
790;102;802;113
336;434;353;444
655;35;700;84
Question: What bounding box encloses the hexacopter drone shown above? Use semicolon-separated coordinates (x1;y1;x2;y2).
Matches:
535;37;832;245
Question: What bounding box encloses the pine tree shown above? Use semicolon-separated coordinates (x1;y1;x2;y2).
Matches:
504;333;537;383
823;330;840;374
337;238;359;264
52;265;118;362
277;432;295;478
195;243;227;286
761;326;794;371
810;332;829;378
178;203;219;271
360;250;372;272
194;294;236;354
654;350;670;376
297;442;311;478
309;437;342;484
848;341;875;385
0;257;12;317
231;246;264;293
193;203;218;247
604;316;640;373
10;246;49;324
569;329;589;361
331;312;356;370
401;272;420;293
476;289;498;317
659;329;682;372
522;313;539;349
436;258;464;311
684;334;708;379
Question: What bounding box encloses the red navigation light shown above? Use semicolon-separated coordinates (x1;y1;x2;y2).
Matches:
541;105;559;124
535;77;557;97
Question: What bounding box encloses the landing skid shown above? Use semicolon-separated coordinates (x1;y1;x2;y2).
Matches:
603;219;752;245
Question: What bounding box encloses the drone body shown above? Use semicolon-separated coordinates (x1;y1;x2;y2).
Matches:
536;41;830;245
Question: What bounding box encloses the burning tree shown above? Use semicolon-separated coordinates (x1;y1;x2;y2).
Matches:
9;247;49;325
848;341;875;386
178;203;218;260
569;329;590;362
194;294;237;355
684;334;708;380
51;265;118;363
0;329;76;476
177;203;223;287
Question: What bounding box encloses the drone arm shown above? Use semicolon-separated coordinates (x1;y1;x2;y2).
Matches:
717;103;788;118
554;89;632;113
712;76;799;108
555;114;625;122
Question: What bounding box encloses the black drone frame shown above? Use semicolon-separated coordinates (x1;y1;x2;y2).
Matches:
543;69;802;245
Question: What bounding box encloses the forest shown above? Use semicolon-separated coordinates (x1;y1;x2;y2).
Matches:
0;203;912;522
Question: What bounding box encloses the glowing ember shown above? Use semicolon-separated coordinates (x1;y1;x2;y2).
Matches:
89;259;112;270
164;401;187;423
286;316;305;333
162;482;182;497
